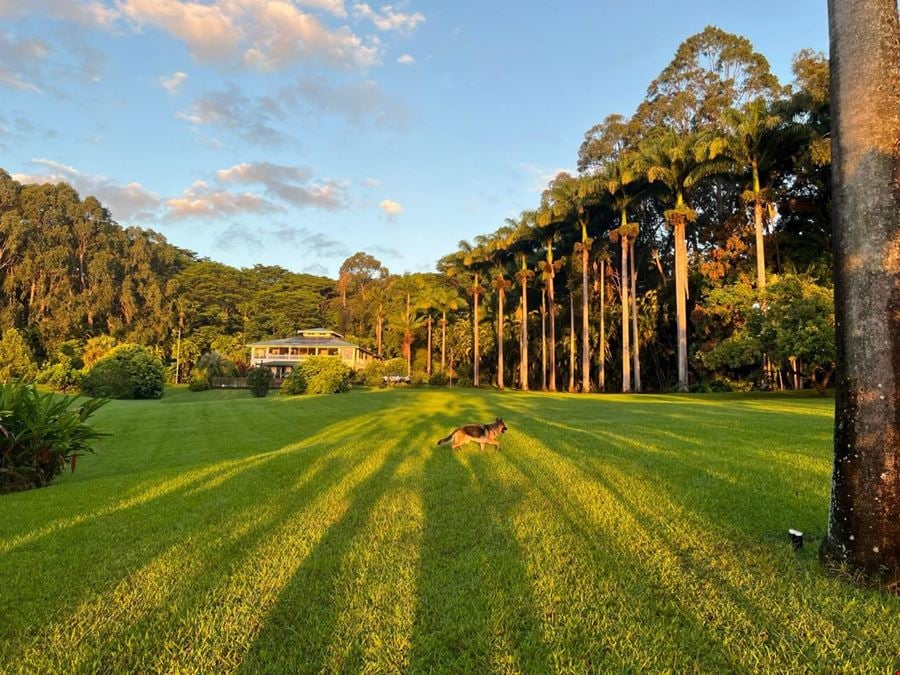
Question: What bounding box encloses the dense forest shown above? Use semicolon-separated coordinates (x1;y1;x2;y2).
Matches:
0;27;835;393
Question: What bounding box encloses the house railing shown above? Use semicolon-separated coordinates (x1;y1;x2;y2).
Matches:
210;376;284;389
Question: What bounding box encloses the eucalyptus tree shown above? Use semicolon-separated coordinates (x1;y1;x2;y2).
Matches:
823;0;899;584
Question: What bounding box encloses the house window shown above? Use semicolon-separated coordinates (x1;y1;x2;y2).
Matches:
289;348;299;356
326;348;339;356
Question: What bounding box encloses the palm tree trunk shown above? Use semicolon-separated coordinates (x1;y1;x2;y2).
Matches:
822;0;899;584
621;239;631;393
673;211;689;392
547;268;557;392
497;287;505;390
441;311;447;370
630;238;641;393
541;287;547;390
427;314;433;376
473;277;480;387
405;292;412;378
581;238;590;393
752;164;766;294
519;264;529;391
599;259;606;392
568;293;576;392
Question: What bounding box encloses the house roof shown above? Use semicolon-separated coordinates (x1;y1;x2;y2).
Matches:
247;336;356;347
247;333;379;358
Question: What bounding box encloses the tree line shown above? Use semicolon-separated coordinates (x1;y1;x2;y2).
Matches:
0;27;834;393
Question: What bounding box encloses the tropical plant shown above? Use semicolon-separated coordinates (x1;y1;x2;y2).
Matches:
0;381;107;493
0;329;37;383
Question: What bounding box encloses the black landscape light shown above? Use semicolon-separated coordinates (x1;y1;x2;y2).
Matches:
788;529;804;550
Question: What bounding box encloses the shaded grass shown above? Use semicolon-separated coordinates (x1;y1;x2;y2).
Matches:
0;387;897;672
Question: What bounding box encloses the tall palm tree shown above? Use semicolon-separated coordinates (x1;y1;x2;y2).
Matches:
823;0;899;583
431;286;463;372
540;173;601;393
705;99;785;294
459;238;490;387
640;127;716;391
535;229;562;391
593;248;612;391
629;225;642;392
608;223;634;392
505;212;537;391
488;227;517;390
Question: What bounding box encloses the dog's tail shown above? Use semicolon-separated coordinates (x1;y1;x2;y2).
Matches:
436;432;454;446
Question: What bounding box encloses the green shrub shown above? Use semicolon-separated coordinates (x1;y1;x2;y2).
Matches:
188;376;211;392
428;370;448;386
246;366;273;398
0;381;107;493
410;370;429;386
80;344;165;400
0;329;37;383
280;368;308;396
36;361;83;392
297;357;352;395
359;360;387;387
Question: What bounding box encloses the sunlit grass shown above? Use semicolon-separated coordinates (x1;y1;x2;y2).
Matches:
0;386;896;672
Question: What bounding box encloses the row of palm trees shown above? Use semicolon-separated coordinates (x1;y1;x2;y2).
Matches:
435;86;811;393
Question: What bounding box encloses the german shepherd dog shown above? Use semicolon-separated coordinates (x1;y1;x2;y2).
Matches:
437;418;508;450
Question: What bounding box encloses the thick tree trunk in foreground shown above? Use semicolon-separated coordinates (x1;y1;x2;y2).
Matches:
599;260;606;391
822;0;899;585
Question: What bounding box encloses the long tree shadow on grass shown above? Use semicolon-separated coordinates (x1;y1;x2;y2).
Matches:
0;408;395;669
234;417;438;673
495;395;830;541
492;432;745;670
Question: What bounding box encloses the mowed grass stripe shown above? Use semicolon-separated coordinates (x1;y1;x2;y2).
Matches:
0;387;897;673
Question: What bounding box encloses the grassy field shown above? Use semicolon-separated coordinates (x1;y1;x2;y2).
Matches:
0;386;897;673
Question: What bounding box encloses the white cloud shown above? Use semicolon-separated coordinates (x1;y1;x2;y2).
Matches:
159;70;188;95
166;179;278;220
0;0;117;27
363;177;380;188
396;53;414;65
177;85;287;144
119;0;379;70
12;159;161;220
352;3;424;33
216;161;349;209
280;76;410;130
379;198;403;220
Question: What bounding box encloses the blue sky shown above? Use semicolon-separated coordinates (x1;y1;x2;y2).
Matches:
1;0;828;278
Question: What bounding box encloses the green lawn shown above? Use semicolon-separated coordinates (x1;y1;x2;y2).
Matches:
1;387;897;672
